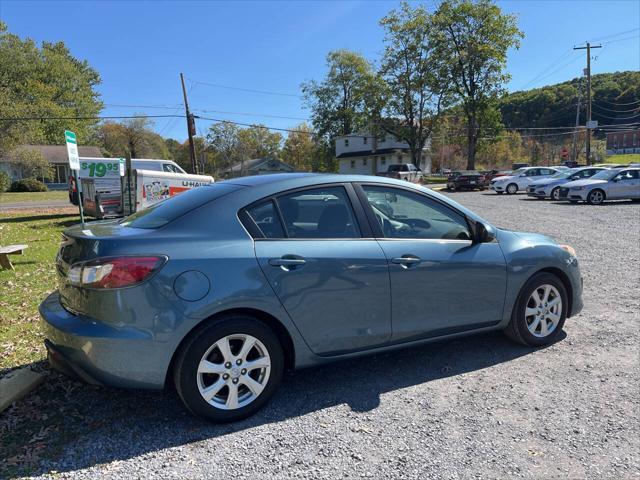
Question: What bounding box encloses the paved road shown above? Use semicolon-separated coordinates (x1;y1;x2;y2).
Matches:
5;190;639;479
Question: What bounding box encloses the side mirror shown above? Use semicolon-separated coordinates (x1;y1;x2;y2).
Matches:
473;221;496;244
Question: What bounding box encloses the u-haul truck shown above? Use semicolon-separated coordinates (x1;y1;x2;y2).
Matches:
121;169;214;216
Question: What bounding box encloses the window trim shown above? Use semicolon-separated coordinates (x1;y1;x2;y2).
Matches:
353;182;475;242
239;182;374;241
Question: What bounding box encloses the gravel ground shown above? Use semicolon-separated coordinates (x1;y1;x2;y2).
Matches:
15;191;640;479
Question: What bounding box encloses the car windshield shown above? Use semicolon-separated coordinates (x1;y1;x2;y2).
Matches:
590;169;620;181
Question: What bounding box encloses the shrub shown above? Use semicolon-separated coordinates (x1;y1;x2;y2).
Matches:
9;178;48;192
0;171;10;192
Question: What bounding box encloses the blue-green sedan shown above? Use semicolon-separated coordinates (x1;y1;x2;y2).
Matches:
41;174;583;422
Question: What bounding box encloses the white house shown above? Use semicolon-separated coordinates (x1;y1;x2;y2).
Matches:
335;133;431;175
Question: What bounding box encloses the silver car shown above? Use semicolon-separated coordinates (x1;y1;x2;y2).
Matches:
558;168;640;204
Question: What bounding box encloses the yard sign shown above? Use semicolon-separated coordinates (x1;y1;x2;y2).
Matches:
65;130;80;170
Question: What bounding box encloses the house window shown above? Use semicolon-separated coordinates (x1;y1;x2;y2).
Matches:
363;136;368;145
363;157;368;166
345;138;349;147
350;160;355;169
381;156;386;165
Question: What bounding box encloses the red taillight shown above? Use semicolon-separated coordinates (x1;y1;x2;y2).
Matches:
68;256;166;289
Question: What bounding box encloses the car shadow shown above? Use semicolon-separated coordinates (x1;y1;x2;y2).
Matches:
549;200;639;207
0;330;564;476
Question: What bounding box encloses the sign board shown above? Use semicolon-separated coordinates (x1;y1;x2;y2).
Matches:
587;120;598;129
561;148;569;159
65;130;80;170
119;158;125;176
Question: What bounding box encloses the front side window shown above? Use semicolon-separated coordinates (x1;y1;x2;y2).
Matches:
614;170;638;181
361;185;471;241
275;186;360;239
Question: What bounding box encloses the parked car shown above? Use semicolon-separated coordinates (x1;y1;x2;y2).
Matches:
558;167;640;204
41;173;583;422
446;170;487;191
526;167;606;200
490;167;560;194
482;169;511;182
376;163;422;183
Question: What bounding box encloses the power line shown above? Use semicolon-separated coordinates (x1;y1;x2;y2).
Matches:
592;27;640;42
594;98;640;107
603;35;640;45
193;108;308;121
515;48;575;90
0;114;183;122
592;102;640;113
187;77;302;98
104;103;183;110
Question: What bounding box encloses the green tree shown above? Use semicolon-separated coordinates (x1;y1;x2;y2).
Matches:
91;118;169;159
432;0;523;169
379;2;449;169
0;22;102;154
302;50;384;144
282;123;316;171
237;125;283;160
9;147;54;181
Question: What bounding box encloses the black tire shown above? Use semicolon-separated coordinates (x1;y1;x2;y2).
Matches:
174;315;284;422
506;183;518;195
550;187;561;201
504;272;568;347
587;189;606;205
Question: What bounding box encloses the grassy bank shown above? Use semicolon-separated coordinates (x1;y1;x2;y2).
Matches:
0;211;80;371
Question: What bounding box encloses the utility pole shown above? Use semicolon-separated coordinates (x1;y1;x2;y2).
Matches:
571;79;583;163
574;42;601;164
180;73;198;174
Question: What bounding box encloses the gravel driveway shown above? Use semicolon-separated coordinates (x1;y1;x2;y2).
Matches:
15;191;640;479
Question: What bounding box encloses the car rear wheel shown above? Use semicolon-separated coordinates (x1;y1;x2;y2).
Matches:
174;316;284;422
504;272;568;347
550;187;561;201
587;189;605;205
506;183;518;195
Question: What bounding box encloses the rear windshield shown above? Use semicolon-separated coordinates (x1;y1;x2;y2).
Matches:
120;183;240;229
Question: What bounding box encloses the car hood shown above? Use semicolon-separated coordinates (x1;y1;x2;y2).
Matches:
562;179;607;188
498;229;557;247
493;175;515;182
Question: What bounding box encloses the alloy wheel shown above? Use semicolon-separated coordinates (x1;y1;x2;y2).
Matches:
197;334;271;410
551;187;561;201
507;183;518;194
524;284;562;338
588;190;604;205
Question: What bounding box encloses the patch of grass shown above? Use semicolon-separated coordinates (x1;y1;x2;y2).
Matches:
0;211;80;372
0;191;69;204
605;154;640;164
421;176;447;184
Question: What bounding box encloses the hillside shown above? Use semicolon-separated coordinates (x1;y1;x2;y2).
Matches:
499;71;640;131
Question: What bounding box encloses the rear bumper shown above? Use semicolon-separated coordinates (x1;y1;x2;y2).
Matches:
39;292;168;389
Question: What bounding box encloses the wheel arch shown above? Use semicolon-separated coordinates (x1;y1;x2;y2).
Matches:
165;307;296;388
528;267;574;318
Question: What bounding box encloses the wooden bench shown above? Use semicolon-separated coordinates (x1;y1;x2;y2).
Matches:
0;245;28;271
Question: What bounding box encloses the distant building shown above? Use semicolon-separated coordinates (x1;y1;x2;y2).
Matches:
0;144;104;188
224;157;295;177
606;130;640;155
335;133;431;175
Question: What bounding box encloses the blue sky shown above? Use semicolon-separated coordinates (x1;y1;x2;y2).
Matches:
1;0;638;141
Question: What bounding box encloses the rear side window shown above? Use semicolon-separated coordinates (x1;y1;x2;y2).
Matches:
276;186;360;239
246;200;285;239
121;184;240;229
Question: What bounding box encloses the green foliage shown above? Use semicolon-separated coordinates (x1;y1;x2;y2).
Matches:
500;71;640;131
9;178;48;192
9;147;54;180
302;50;383;144
379;2;448;167
431;0;523;169
282;123;315;171
90;118;170;160
0;171;10;192
0;22;102;155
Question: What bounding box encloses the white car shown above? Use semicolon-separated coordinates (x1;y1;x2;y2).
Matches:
558;167;640;204
490;167;560;194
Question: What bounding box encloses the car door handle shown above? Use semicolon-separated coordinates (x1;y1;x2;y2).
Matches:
391;255;422;267
268;256;306;269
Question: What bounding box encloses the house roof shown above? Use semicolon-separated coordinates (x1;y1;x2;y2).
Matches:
336;147;410;159
227;157;294;173
0;145;104;164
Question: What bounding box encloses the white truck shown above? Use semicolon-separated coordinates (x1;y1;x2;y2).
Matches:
376;163;423;183
69;158;188;206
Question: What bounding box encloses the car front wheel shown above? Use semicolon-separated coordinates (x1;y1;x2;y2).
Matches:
174;316;284;422
587;189;605;205
550;187;561;201
506;183;518;194
504;272;568;347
